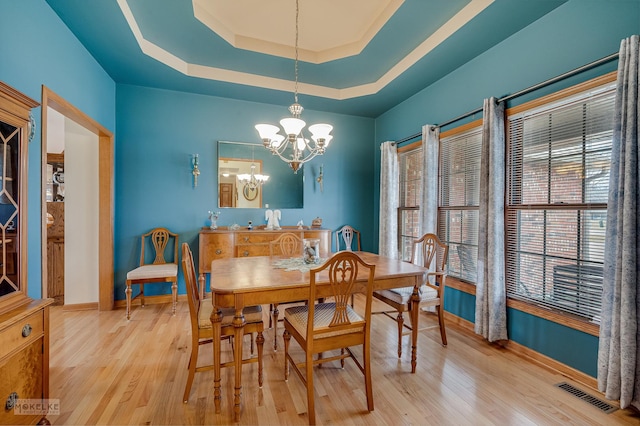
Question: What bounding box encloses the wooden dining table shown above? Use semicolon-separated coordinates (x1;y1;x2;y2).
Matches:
209;251;427;421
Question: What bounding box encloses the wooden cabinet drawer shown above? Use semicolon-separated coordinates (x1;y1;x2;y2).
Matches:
199;232;234;267
0;339;44;425
236;243;270;257
235;232;279;245
0;310;43;361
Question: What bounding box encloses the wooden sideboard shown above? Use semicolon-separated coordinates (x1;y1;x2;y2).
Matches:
0;299;53;425
198;227;331;295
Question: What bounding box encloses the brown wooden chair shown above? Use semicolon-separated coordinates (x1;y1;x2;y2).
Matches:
283;251;375;425
335;225;362;307
269;232;303;350
181;242;264;403
335;225;361;252
373;233;449;357
125;227;178;320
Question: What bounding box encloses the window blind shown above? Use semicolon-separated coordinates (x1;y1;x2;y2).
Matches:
398;148;422;262
505;84;615;322
439;128;482;283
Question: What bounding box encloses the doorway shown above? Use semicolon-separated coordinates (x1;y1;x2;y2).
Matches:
41;86;114;310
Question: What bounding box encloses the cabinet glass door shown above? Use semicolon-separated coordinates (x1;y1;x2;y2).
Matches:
0;121;19;297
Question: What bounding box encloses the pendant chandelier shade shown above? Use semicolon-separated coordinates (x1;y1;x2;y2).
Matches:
255;0;333;173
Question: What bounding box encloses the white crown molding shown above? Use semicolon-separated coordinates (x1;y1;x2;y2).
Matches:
116;0;494;101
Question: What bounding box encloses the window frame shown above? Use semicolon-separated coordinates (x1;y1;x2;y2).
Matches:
504;72;617;325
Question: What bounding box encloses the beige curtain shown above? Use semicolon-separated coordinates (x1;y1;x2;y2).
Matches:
379;141;399;259
474;97;508;342
421;125;439;236
598;34;640;410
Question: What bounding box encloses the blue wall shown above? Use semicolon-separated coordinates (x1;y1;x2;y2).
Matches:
374;0;639;378
114;84;374;300
0;0;116;299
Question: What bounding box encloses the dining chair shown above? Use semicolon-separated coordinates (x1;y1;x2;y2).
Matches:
373;233;449;357
181;242;264;403
335;225;362;307
125;227;179;320
283;251;375;425
335;225;361;251
269;232;303;350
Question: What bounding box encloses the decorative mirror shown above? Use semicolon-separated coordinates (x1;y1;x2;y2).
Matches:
217;141;303;209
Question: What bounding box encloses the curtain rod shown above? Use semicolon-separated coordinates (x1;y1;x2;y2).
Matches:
394;51;619;145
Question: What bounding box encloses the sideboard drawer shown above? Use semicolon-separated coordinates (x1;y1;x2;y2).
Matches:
199;231;234;271
0;310;43;361
235;232;290;245
236;243;270;257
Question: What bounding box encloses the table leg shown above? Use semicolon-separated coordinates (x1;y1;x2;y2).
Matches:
232;308;246;422
410;283;420;373
211;307;223;413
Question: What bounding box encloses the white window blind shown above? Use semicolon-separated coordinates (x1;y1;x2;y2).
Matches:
439;128;482;283
506;83;615;322
398;147;422;262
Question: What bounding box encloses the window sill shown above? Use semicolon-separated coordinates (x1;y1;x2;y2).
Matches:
445;277;599;337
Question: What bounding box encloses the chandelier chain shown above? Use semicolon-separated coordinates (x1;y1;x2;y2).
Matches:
294;0;299;105
254;0;332;173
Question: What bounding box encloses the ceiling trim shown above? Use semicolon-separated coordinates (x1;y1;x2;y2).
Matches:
116;0;494;100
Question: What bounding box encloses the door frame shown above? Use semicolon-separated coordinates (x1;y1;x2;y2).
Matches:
41;86;114;310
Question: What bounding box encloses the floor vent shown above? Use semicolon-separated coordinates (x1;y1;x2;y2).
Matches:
554;382;618;414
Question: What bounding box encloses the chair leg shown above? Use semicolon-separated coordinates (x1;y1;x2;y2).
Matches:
125;282;132;320
363;338;374;412
283;329;291;381
140;283;145;307
306;351;316;425
171;279;178;315
256;331;264;388
269;303;274;328
437;303;448;346
250;333;255;355
272;303;280;351
183;336;199;403
396;312;404;358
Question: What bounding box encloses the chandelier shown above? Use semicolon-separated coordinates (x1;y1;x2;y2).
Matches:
237;162;269;190
237;147;269;190
255;0;333;173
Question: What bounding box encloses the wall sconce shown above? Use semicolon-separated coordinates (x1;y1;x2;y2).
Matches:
192;153;200;188
316;164;324;193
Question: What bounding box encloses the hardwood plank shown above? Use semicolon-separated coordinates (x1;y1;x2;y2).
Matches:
46;298;640;425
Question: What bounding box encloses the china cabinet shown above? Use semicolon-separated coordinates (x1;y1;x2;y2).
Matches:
0;81;53;425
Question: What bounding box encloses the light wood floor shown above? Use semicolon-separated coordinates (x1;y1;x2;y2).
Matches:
47;298;640;425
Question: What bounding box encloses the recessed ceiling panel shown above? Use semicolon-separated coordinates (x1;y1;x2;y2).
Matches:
193;0;404;63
